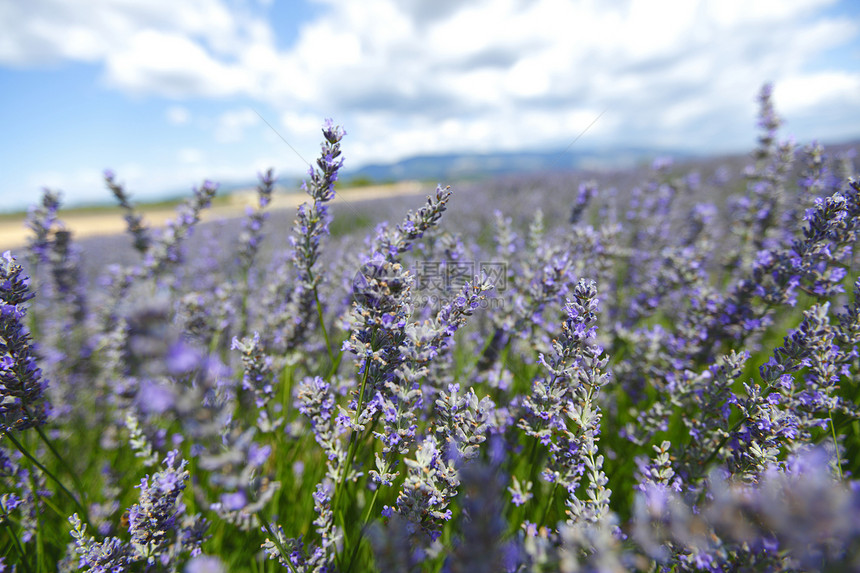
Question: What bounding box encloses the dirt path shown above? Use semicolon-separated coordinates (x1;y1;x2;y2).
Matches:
0;181;426;252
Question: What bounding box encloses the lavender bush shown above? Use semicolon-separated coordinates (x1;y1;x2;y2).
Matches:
1;89;859;571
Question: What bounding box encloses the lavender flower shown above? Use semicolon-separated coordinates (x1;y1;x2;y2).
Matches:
0;251;48;431
0;443;49;549
633;447;860;570
236;168;276;272
234;169;277;334
69;515;135;573
728;300;855;479
569;180;598;225
261;121;345;354
477;235;575;374
509;475;534;507
518;279;611;507
434;384;493;462
444;461;514;573
261;481;337;572
348;274;492;517
200;427;281;531
370;184;453;261
69;451;208;571
185;555;226;573
367;511;428;573
3;97;858;572
22;190;88;329
144;180;219;279
232;333;281;432
289;121;345;297
297;376;342;466
104;170;151;255
395;435;459;541
127;450;207;564
692;179;860;361
25;189;62;266
724;83;795;278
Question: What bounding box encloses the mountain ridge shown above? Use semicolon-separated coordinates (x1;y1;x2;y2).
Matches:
341;146;691;182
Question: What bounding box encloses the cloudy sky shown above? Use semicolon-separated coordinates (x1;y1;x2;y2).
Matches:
1;0;859;211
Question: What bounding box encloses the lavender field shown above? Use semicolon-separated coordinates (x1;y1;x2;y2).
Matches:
3;85;860;572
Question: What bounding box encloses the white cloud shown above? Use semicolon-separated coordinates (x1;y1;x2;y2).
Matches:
215;108;260;143
22;166;118;208
166;105;191;125
279;111;324;140
103;29;253;98
775;72;860;113
178;148;204;163
1;0;859;167
252;0;859;156
0;0;245;65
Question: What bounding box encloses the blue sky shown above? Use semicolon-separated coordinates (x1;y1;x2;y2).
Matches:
1;0;859;212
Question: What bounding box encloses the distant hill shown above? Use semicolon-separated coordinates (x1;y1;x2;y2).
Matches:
26;139;851;214
342;147;691;183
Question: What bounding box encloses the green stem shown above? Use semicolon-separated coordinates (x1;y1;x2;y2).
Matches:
464;329;501;377
2;429;90;525
539;482;559;528
208;330;222;357
361;479;385;528
258;515;299;573
502;437;541;540
829;409;844;481
333;356;374;572
335;357;372;515
281;361;295;423
238;268;250;337
344;461;392;573
33;424;87;505
28;467;45;572
314;286;336;367
328;349;344;380
2;521;33;573
525;434;542;478
35;486;65;520
343;527;367;573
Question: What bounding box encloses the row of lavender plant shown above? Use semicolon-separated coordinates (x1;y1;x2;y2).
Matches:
1;87;859;572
